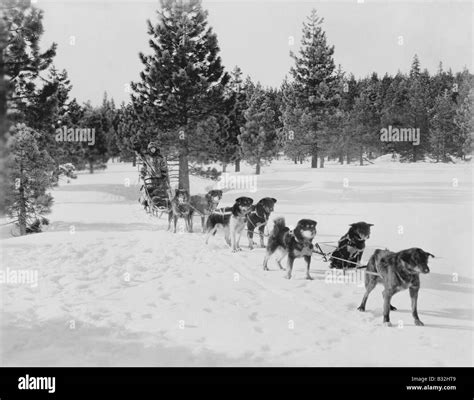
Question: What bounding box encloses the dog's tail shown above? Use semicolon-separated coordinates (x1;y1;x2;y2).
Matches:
271;217;286;237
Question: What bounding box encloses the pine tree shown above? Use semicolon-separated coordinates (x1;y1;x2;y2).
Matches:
351;74;381;165
429;95;456;162
131;0;229;190
57;98;88;169
115;103;142;164
289;9;339;168
453;88;473;159
239;85;279;174
80;103;109;173
281;79;309;163
380;73;410;156
2;0;56;127
406;56;429;161
100;93;120;161
221;66;248;172
4;123;55;235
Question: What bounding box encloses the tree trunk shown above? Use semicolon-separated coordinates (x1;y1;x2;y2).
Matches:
132;155;136;167
222;163;227;173
89;160;94;174
294;157;297;164
413;145;417;162
311;147;318;168
234;158;240;172
0;47;6;142
256;159;261;175
346;152;351;164
339;153;344;164
359;147;364;166
442;139;446;162
179;147;190;191
18;157;27;236
18;186;27;236
320;155;325;168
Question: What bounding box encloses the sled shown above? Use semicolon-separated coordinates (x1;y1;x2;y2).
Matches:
312;241;382;277
140;176;172;215
136;149;176;217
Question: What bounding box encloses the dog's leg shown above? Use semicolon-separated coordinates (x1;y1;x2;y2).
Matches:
168;212;172;231
285;255;295;279
409;286;423;326
201;216;206;233
230;222;240;253
357;276;377;311
276;251;285;270
382;289;394;326
304;255;312;280
258;225;265;248
263;250;271;271
173;215;178;233
247;228;255;250
186;211;194;232
185;215;191;233
236;228;243;251
205;225;218;244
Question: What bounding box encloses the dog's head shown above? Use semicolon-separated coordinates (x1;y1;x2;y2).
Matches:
174;189;190;204
206;190;223;205
295;219;317;241
232;196;254;216
256;197;277;217
400;248;434;274
348;222;373;241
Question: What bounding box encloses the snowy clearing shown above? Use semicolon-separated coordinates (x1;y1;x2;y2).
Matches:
1;159;473;366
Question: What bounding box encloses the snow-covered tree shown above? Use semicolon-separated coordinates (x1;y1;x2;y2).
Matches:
239;85;279;174
289;9;339;168
4;124;55;235
131;0;229;191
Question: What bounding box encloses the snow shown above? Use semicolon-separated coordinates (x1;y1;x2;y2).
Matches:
1;158;473;366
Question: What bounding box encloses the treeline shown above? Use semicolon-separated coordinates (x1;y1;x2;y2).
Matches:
0;0;117;234
1;0;472;235
118;1;473;186
283;56;473;166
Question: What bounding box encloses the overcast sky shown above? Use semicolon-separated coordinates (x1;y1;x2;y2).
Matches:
37;0;473;106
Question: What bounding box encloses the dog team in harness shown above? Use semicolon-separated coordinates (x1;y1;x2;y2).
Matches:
136;140;434;327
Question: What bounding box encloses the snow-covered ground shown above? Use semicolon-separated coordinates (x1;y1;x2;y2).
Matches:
1;158;473;366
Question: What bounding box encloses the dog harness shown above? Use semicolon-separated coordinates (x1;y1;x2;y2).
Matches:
290;231;314;256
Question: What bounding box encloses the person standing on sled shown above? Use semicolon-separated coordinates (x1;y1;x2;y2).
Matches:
137;141;168;180
146;142;168;180
136;141;170;201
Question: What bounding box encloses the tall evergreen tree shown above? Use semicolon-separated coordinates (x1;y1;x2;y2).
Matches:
429;94;456;162
351;74;381;165
2;0;56;127
453;88;473;159
81;103;109;173
406;55;430;161
280;79;308;163
217;66;247;172
289;9;339;168
131;0;229;190
4;123;55;235
239;85;279;174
